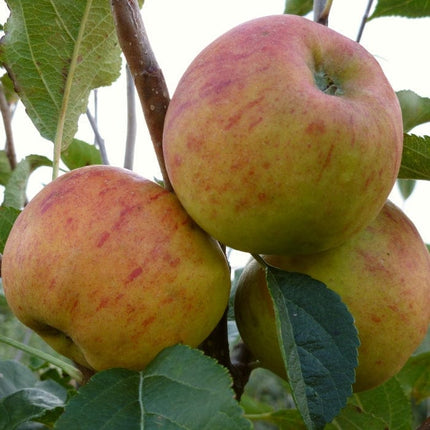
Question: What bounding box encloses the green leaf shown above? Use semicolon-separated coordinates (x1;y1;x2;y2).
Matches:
249;409;307;430
349;377;412;430
327;404;387;429
0;387;65;429
0;360;67;429
0;73;19;105
0;360;36;398
265;265;359;430
0;206;20;253
398;134;430;180
396;178;416;200
1;0;122;150
61;138;102;170
397;90;430;133
0;150;13;186
55;344;252;430
370;0;430;19
2;155;52;209
284;0;313;16
397;352;430;403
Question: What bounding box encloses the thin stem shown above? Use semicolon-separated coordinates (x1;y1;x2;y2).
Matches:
92;89;98;145
251;253;268;268
313;0;333;25
14;328;33;362
356;0;374;43
86;108;109;165
124;64;137;170
0;333;83;382
0;83;17;170
111;0;172;191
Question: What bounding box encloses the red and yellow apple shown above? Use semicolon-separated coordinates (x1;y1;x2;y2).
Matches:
2;165;231;371
234;201;430;391
163;14;403;255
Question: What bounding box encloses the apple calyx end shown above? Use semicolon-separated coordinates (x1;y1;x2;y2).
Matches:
314;70;344;96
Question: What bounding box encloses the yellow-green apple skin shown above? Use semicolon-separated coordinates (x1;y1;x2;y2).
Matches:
2;165;231;371
234;201;430;392
163;14;403;255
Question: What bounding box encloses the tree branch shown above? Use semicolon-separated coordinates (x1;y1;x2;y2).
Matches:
111;0;172;191
0;83;17;170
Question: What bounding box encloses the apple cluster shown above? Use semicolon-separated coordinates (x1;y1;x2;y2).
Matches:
161;14;430;391
2;14;430;394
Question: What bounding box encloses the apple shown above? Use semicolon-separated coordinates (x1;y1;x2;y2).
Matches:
163;14;403;255
2;165;231;372
234;201;430;391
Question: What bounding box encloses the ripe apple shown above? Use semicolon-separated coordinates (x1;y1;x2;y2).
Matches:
163;14;403;255
2;165;231;372
234;201;430;391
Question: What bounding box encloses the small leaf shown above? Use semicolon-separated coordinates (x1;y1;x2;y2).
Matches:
55;344;252;430
0;206;20;253
370;0;430;19
61;138;102;170
284;0;313;16
0;360;67;429
2;0;122;150
397;134;430;180
397;90;430;133
0;387;65;429
327;404;387;429
255;409;307;430
397;352;430;403
0;150;13;186
265;266;359;430
0;360;37;398
350;377;412;430
2;155;52;209
396;178;416;201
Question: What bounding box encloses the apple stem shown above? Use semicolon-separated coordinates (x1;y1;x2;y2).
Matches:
111;0;173;191
313;0;333;25
251;253;268;268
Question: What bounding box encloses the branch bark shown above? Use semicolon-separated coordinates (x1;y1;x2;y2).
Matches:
111;0;172;191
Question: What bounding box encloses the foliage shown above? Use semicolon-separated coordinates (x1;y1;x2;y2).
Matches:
0;0;429;429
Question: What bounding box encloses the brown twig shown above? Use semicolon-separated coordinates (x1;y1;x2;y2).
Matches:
111;0;172;191
200;310;254;400
417;417;430;430
0;82;17;170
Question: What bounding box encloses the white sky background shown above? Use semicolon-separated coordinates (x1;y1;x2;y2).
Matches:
0;0;429;251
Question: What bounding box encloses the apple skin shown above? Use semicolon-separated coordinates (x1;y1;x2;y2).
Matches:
2;165;231;371
163;14;403;255
234;201;430;392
